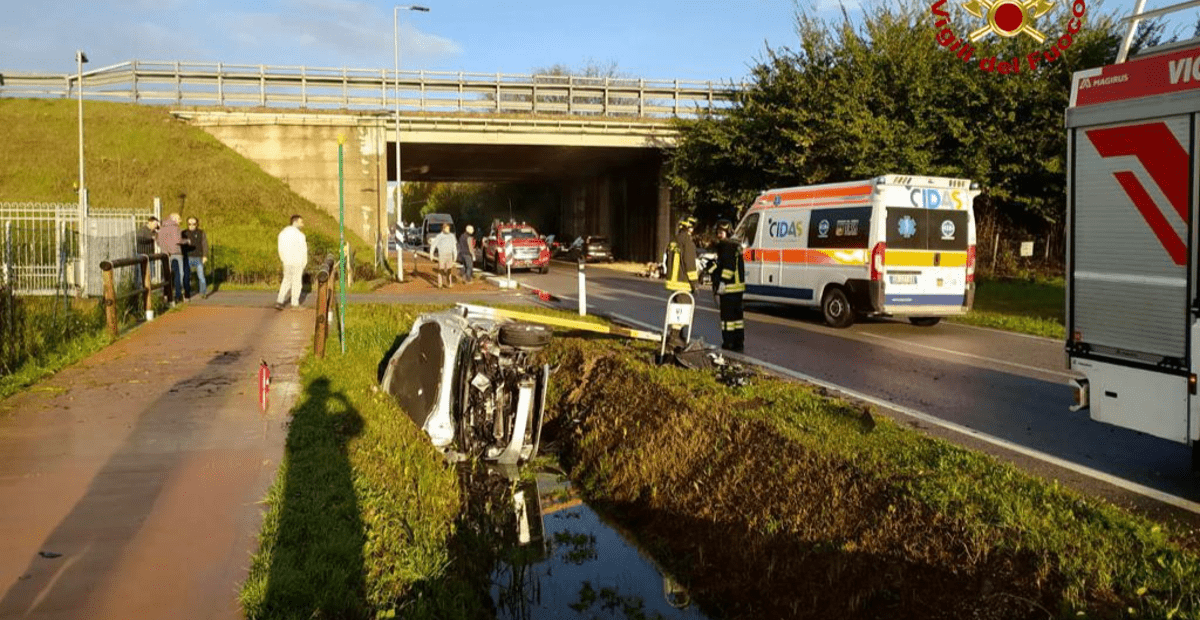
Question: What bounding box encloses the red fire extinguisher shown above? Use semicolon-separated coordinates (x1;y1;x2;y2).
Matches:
258;360;271;412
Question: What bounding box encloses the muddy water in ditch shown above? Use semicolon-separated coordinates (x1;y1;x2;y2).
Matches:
489;472;711;620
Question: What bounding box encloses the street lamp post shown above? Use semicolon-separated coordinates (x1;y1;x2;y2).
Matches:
76;50;89;297
394;4;429;282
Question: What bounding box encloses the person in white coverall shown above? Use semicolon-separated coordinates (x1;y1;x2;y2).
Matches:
275;215;308;309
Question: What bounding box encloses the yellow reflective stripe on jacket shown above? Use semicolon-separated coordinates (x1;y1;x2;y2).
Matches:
723;282;745;293
686;270;699;280
721;320;745;330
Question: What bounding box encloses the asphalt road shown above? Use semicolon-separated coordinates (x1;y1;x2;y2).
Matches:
501;261;1200;514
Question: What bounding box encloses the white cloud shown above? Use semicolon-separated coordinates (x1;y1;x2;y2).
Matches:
222;2;460;69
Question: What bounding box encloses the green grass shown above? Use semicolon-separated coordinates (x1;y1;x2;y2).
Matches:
240;303;479;620
0;297;111;401
952;277;1066;339
0;98;376;283
547;336;1200;618
243;303;1199;619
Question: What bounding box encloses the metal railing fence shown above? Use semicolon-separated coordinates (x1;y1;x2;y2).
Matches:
0;201;159;297
0;60;740;118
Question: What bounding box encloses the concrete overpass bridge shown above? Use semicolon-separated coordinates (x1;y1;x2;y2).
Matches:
1;61;739;260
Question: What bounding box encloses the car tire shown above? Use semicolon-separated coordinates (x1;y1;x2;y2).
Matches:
821;287;855;328
539;263;550;275
908;317;942;327
499;322;553;348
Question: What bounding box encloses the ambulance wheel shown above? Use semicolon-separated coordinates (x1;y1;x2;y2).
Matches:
821;287;855;329
908;317;942;327
539;264;550;274
500;322;553;348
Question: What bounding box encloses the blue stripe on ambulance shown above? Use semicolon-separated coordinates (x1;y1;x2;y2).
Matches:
885;294;965;306
746;284;815;300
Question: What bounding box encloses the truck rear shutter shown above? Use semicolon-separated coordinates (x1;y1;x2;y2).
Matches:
1071;114;1191;366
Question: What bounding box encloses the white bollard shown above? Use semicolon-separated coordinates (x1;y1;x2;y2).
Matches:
578;259;586;316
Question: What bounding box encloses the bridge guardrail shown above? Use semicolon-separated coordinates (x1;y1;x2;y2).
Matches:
0;60;740;118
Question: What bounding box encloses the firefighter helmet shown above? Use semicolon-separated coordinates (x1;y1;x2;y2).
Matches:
678;216;696;230
715;219;733;235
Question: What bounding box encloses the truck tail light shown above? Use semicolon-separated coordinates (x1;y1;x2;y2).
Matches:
966;244;976;283
870;242;886;281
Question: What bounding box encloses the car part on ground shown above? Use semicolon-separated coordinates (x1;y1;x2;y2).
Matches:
380;308;551;465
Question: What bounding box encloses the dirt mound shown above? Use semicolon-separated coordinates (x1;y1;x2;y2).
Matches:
545;344;1084;620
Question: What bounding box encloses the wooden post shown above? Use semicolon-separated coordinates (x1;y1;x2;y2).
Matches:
991;230;1001;273
314;276;329;358
101;263;118;338
142;255;154;321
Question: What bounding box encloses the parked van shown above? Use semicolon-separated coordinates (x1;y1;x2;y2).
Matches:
421;213;455;250
734;175;979;327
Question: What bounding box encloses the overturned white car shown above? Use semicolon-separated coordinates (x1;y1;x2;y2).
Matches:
380;308;552;465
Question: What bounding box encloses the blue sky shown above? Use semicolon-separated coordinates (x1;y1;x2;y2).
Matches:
2;1;1197;83
1;0;818;84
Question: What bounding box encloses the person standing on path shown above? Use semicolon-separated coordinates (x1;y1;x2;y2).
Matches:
431;223;458;288
275;215;308;309
158;213;189;304
181;216;210;299
458;224;476;283
134;216;159;286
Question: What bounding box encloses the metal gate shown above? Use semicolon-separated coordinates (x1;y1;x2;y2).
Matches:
0;201;158;297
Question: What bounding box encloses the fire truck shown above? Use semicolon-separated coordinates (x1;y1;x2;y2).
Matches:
1065;17;1200;470
481;220;551;274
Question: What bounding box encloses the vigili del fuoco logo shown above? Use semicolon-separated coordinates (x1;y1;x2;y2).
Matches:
931;0;1087;74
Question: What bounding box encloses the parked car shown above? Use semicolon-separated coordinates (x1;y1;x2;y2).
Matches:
421;213;455;250
481;220;551;274
566;235;614;262
379;308;551;464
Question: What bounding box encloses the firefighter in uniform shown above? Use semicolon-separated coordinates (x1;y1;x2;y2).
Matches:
664;216;699;293
710;219;745;352
662;216;699;350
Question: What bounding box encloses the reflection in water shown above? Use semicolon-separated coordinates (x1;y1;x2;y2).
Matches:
488;472;710;620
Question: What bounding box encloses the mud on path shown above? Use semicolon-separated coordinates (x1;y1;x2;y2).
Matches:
0;305;310;620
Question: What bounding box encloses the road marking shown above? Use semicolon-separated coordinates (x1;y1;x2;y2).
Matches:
854;331;1078;380
606;313;1200;516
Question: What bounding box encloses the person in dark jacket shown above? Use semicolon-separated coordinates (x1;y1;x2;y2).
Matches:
181;216;210;299
458;224;476;282
134;216;159;286
664;216;698;293
709;219;746;352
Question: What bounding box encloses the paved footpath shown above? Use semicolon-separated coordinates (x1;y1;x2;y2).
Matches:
0;302;311;620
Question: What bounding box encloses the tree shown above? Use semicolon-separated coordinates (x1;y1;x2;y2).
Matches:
667;0;1167;260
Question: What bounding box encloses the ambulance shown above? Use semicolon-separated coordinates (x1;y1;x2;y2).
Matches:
733;175;979;328
1064;22;1200;470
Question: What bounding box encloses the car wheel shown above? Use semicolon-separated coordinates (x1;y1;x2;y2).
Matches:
908;317;942;327
821;287;855;328
539;263;550;275
499;322;553;348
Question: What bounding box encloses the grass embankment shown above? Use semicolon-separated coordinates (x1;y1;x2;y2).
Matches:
241;304;488;620
954;276;1065;339
0;98;374;283
549;338;1199;619
243;303;1197;619
0;297;110;401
